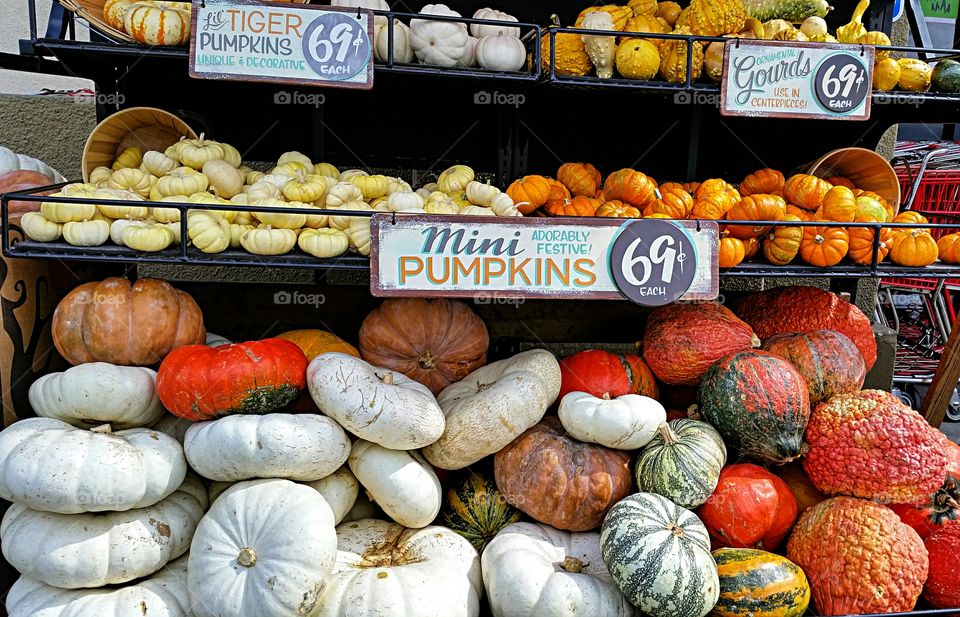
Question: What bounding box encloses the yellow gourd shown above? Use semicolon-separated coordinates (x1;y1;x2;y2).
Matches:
659;26;704;83
20;212;62;242
898;58;933;91
41;194;96;223
282;171;330;203
62;220;109;246
112;147;142;171
874;58;901;91
122;224;176;252
89;166;113;185
178;134;226;170
631;0;660;17
425;198;460;215
217;142;242;168
859;31;891;60
229;223;255;249
837;0;869;43
187;211;230;253
157;167;208;197
299;228;349;258
240;226;298;255
686;0;747;36
616;39;661;80
271;161;309;178
313;162;340;179
704;41;725;82
657;1;682;26
773;28;809;41
107;167;152;197
762;19;792;39
350;174;390;201
541;15;593;77
437;165;475;194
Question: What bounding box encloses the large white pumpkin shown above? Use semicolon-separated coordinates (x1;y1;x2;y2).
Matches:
29;362;165;429
482;522;635;617
348;440;441;528
307;352;445;449
7;555;192;617
558;391;666;450
423;349;561;470
1;474;206;589
314;519;483;617
0;418;186;513
188;479;337;617
184;413;351;482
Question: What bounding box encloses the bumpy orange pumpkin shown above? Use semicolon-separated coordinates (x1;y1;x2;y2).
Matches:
826;176;856;190
544;196;602;217
557;162;601;197
692;179;740;219
507;175;552;214
719;236;746;268
937;233;960;264
890;230;939;267
820;186;857;223
276;329;358;360
596;200;641;218
800;226;849;266
784;175;833;211
644;186;693;218
740;168;785;197
726;194;786;238
763;214;803;266
603;169;657;208
848;217;893;265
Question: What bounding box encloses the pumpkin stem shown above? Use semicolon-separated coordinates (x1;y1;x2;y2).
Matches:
549;13;561;27
750;334;761;348
657;422;678;444
381;372;395;385
90;424;113;434
237;547;257;567
602;392;611;400
686;404;701;420
560;556;585;573
418;351;437;370
667;523;686;538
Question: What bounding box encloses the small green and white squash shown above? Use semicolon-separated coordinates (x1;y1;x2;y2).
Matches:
314;519;483;617
712;548;811;617
482;522;635;617
29;362;165;429
7;555;191;617
600;492;719;617
0;418;186;514
635;419;727;509
348;439;442;528
188;479;337;617
441;472;521;553
184;413;351;482
558;391;666;450
1;475;206;589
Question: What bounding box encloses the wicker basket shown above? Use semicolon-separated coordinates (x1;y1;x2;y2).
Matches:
81;107;197;182
806;147;902;214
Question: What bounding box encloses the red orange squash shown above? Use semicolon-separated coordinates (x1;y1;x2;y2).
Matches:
923;520;960;609
558;349;658;400
761;330;866;404
890;439;960;539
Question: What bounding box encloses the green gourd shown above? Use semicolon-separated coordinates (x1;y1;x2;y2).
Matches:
743;0;831;22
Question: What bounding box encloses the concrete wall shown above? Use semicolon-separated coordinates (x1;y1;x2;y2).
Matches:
0;94;94;178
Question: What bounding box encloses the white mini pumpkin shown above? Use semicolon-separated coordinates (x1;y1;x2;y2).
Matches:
29;362;164;429
410;5;469;67
471;7;520;37
457;35;480;67
422;349;561;470
348;440;441;528
558;391;666;450
0;418;186;514
1;474;206;589
184;413;351;482
7;555;192;617
314;519;483;617
307;352;445;449
476;34;527;71
482;522;635;617
188;479;337;617
374;19;414;63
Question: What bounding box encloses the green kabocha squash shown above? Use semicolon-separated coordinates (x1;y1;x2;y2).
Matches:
635;419;727;509
742;0;830;22
932;59;960;93
440;472;521;553
712;548;811;617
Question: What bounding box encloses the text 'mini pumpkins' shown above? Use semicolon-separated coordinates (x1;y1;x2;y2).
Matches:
157;338;308;420
52;277;205;366
558;349;658;400
359;298;489;395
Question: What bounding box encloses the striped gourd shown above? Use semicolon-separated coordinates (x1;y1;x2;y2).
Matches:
440;472;521;553
711;548;811;617
600;493;719;617
635;419;727;508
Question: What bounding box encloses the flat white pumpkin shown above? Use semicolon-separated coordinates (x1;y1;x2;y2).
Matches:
422;349;561;470
1;475;206;589
314;519;483;617
307;352;445;450
482;522;635;617
348;440;441;528
471;7;520;37
374;19;414;63
0;418;186;514
410;5;469;67
184;413;350;482
29;362;164;429
558;392;666;450
188;479;337;617
7;555;191;617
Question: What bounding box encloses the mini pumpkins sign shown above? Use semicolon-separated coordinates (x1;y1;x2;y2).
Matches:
189;0;374;89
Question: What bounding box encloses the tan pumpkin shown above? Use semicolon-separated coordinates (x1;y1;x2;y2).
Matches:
276;329;359;360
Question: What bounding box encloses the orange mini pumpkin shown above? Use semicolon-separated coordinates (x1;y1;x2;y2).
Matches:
763;214;803;266
890;230;939;267
800;226;849;267
848;217;893;266
893;211;930;236
786;204;812;221
820;186;857;223
784;174;833;211
596;200;641;218
743;237;760;260
937;233;960;264
507;175;552;214
726;194;786;238
740;168;785;197
644;186;694;218
692;179;740;220
719;236;746;268
659;181;686;193
558;162;602;197
547;178;572;202
544;196;602;217
604;169;658;208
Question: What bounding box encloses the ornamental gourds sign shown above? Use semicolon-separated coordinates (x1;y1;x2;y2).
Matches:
370;215;719;306
189;0;374;89
720;40;874;121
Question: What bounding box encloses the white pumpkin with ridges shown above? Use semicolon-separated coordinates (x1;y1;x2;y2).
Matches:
410;4;469;67
348;439;441;528
558;391;666;450
471;7;520;37
476;34;527;71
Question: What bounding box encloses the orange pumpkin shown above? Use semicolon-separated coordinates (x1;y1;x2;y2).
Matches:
557;163;601;197
848;217;893;266
893;211;930;235
743;236;760;260
937;233;960;264
786;204;812;221
763;214;803;266
784;174;833;211
659;181;685;193
826;176;856;190
603;169;658;208
644;186;693;218
507;175;552;214
276;329;359;360
547;178;572;202
820;186;857;223
645;213;672;219
726;194;786;238
719;236;746;268
740;168;785;197
544;196;602;217
596;200;641;218
800;226;849;267
683;181;701;194
890;230;939;267
692;179;740;219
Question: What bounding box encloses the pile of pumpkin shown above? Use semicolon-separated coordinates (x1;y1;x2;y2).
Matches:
509;162;960;269
102;0;191;46
3;276;960;617
20;139;520;259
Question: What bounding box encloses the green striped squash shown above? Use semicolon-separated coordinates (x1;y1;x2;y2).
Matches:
440;472;521;553
601;493;719;617
711;548;810;617
635;419;727;509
